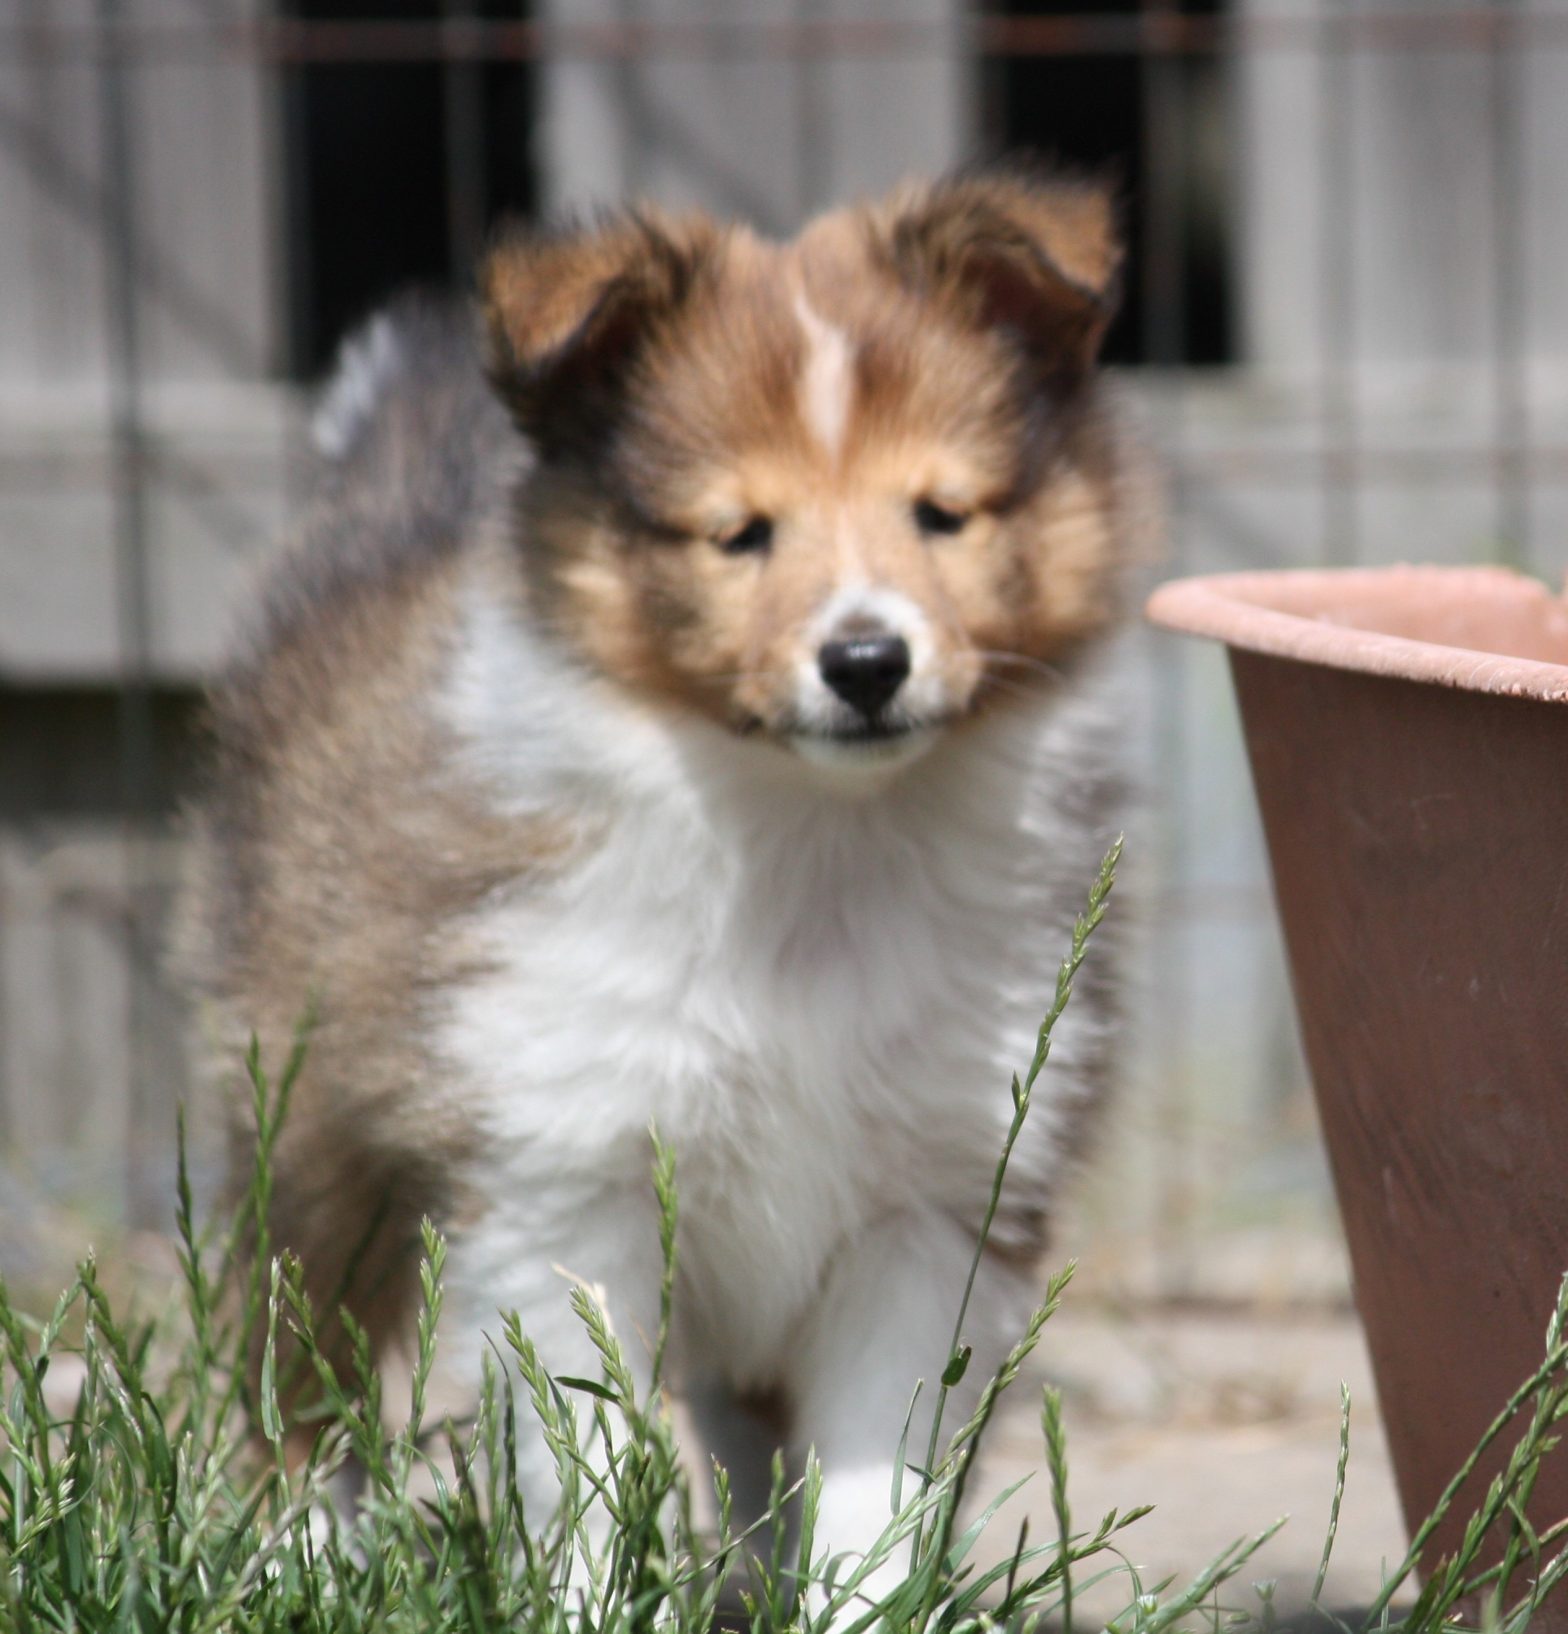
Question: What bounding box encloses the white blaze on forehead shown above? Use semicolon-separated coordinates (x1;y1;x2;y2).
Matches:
793;292;854;458
810;583;929;649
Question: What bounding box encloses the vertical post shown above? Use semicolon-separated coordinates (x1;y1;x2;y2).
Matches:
1141;0;1186;385
1136;0;1202;1300
443;0;487;284
794;0;831;219
1141;0;1195;1300
275;0;319;511
1318;0;1359;568
94;0;158;1225
537;0;971;230
614;0;647;201
1488;2;1530;569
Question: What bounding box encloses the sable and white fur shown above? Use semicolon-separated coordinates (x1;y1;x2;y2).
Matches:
183;168;1138;1589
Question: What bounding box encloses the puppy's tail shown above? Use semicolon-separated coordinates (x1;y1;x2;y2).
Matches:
307;295;511;515
311;305;417;466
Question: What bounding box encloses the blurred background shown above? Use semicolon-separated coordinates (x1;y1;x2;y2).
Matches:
2;0;1565;1395
9;0;1568;1599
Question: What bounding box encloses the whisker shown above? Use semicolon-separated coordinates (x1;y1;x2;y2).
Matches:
973;673;1041;705
459;612;798;689
974;650;1066;684
476;609;1064;704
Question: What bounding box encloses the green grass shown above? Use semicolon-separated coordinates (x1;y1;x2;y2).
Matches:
3;842;1568;1632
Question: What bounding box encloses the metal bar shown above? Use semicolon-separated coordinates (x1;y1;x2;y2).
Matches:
0;820;10;1153
794;0;832;220
3;442;1566;496
0;99;263;374
442;0;487;283
274;0;319;505
93;0;156;1226
1140;0;1195;1301
1488;0;1531;568
614;0;646;199
2;9;1549;67
1140;2;1186;379
1318;0;1360;568
1176;445;1568;483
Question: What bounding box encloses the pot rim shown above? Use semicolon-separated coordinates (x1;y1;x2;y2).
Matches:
1145;565;1568;705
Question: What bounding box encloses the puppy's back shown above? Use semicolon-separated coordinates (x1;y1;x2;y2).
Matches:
180;300;530;1376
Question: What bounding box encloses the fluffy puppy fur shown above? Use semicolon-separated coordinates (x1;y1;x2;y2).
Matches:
183;166;1137;1584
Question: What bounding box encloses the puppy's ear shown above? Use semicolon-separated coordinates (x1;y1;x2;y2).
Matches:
877;167;1121;387
481;209;720;439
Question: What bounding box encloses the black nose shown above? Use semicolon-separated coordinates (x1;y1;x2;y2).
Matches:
817;633;911;720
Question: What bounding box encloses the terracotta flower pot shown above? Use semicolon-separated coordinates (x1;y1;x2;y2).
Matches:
1145;566;1568;1595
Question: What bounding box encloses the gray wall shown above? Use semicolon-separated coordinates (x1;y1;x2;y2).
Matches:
3;1;1565;1298
1239;0;1568;388
0;0;982;1236
538;0;973;228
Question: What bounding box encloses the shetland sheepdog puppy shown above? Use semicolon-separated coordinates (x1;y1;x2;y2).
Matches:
184;165;1138;1591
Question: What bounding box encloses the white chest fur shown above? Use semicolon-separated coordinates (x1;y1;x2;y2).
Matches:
431;564;1119;1388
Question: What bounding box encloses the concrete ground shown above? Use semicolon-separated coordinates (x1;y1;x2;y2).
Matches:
976;1304;1409;1626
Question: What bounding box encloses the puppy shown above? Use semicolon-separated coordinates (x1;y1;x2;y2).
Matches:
184;165;1135;1587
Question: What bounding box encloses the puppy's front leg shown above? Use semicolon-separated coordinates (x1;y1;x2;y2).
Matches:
434;1190;667;1550
785;1210;1035;1615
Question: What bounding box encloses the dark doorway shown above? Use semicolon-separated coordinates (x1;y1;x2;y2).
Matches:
985;0;1234;366
279;0;538;379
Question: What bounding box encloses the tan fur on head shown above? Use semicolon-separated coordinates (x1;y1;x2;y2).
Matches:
482;209;724;442
873;167;1121;384
478;164;1131;762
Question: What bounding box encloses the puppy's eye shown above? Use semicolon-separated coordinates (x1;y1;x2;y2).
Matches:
718;516;774;555
913;499;969;537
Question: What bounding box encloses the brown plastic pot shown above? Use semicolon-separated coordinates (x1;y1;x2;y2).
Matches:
1145;566;1568;1602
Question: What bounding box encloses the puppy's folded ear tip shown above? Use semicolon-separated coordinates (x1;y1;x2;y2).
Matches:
930;160;1123;292
873;159;1124;377
479;207;722;435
